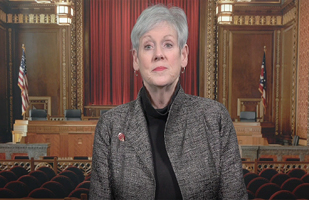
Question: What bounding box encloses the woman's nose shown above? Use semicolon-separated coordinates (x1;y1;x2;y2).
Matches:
154;47;164;61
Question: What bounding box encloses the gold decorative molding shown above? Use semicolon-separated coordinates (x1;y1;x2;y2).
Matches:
206;0;217;99
69;0;77;109
291;2;298;136
233;15;282;25
28;96;52;116
6;13;57;24
222;29;227;106
0;9;6;23
70;8;77;109
62;28;67;112
76;0;83;110
275;30;280;135
9;28;13;130
237;98;264;122
283;7;297;25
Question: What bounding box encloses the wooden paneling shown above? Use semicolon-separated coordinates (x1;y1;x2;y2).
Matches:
281;25;294;134
14;25;61;116
25;120;96;157
218;28;274;122
0;24;9;142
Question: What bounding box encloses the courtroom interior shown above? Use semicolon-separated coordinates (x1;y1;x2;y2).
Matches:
0;0;309;199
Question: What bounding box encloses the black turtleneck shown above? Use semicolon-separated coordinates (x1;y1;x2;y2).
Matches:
140;82;182;200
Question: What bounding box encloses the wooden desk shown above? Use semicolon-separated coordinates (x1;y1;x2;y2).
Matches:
233;122;268;145
14;120;97;158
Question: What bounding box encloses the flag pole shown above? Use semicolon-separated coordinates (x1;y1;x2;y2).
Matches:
22;44;26;120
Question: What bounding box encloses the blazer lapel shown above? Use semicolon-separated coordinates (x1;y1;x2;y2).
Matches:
125;98;155;177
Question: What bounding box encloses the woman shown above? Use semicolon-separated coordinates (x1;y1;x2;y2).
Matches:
90;4;247;200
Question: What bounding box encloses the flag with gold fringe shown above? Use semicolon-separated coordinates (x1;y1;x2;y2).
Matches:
258;51;267;113
18;44;29;116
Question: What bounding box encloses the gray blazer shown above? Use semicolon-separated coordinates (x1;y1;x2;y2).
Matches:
89;88;247;200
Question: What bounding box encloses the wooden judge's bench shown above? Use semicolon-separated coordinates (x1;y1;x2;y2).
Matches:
12;120;274;158
233;122;274;145
13;120;97;158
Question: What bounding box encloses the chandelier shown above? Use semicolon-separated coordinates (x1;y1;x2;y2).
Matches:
55;0;74;25
216;0;234;25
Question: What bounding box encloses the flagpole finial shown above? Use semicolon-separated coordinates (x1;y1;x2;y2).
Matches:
264;46;266;52
22;44;25;51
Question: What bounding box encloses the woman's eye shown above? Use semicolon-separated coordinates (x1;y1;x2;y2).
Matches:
165;43;173;48
144;45;152;50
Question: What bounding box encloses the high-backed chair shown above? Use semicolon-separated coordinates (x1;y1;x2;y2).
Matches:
10;166;29;178
259;168;278;181
281;177;303;192
240;111;256;122
18;175;40;192
247;177;269;195
29;170;49;186
293;183;309;199
51;175;75;196
29;109;47;121
100;109;108;116
269;190;296;200
4;180;29;198
270;173;290;187
255;183;281;199
66;166;85;182
37;166;56;180
41;181;67;198
287;168;306;179
64;109;82;121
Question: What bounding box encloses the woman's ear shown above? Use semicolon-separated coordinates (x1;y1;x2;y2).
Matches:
181;44;189;68
132;49;139;71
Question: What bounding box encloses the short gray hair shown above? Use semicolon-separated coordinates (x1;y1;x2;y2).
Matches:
131;4;188;52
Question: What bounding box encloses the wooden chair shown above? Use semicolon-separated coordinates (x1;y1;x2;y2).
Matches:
11;153;28;160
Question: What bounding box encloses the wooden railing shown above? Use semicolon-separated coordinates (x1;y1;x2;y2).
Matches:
242;160;309;174
1;158;309;177
0;158;92;176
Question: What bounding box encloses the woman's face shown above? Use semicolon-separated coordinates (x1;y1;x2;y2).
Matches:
133;22;188;90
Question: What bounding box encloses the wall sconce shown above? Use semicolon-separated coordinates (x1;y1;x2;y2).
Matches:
216;0;234;25
55;0;74;25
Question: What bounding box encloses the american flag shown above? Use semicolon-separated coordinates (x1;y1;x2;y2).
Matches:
258;52;267;112
18;46;29;116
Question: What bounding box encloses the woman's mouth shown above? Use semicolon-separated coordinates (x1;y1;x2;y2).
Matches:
153;66;167;71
